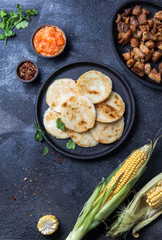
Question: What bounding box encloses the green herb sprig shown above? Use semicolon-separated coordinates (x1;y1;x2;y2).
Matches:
66;139;76;150
56;117;65;131
0;4;38;45
34;121;44;142
43;146;49;156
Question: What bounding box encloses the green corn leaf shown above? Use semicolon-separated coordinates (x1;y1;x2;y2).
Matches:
73;179;105;231
132;210;162;238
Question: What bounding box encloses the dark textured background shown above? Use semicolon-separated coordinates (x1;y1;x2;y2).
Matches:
0;0;162;240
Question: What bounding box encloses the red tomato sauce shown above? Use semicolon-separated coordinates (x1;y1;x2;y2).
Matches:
33;26;66;57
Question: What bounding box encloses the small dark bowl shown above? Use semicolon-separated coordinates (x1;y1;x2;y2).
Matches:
16;59;38;83
31;25;66;58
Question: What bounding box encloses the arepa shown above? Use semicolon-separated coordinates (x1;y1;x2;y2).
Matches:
77;70;112;104
61;95;96;132
90;117;124;144
69;130;98;147
43;107;69;139
95;91;125;123
46;78;78;112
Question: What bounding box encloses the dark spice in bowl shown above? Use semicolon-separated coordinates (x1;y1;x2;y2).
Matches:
17;61;37;82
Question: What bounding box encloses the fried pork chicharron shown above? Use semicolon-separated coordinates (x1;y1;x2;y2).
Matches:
116;6;162;83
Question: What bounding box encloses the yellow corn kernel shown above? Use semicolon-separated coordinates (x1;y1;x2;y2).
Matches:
146;181;162;209
99;150;147;203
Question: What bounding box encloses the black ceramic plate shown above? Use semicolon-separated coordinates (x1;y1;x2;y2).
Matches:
36;61;135;160
112;0;162;90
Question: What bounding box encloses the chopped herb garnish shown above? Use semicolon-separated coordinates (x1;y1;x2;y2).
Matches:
66;139;76;150
34;121;44;142
43;146;49;156
0;4;38;45
56;117;65;131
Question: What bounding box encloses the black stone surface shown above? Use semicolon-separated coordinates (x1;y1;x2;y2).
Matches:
0;0;162;240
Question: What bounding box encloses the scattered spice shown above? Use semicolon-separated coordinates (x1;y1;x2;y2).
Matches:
57;157;62;164
30;214;32;217
33;193;36;196
52;152;55;155
12;195;16;200
52;189;55;194
70;189;75;195
32;179;37;183
17;61;37;81
40;189;42;194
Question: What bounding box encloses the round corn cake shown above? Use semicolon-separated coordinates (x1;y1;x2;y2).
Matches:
77;70;112;104
43;107;69;139
95;91;125;123
61;95;96;132
46;78;78;113
69;130;98;147
90;117;124;144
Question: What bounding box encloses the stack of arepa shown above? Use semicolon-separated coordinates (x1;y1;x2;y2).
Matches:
43;70;125;148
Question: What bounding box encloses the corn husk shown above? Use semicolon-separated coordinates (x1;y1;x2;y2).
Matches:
66;138;160;240
107;173;162;238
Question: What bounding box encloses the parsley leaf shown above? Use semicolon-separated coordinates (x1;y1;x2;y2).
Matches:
26;9;38;16
56;118;65;131
0;33;5;39
34;121;44;142
9;11;15;17
17;4;23;13
0;21;6;30
66;139;76;150
4;30;15;37
0;4;38;45
0;9;7;19
15;20;29;29
43;146;49;156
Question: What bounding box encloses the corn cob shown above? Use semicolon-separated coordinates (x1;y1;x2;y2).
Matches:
66;137;161;240
97;149;147;204
107;173;162;238
146;181;162;209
